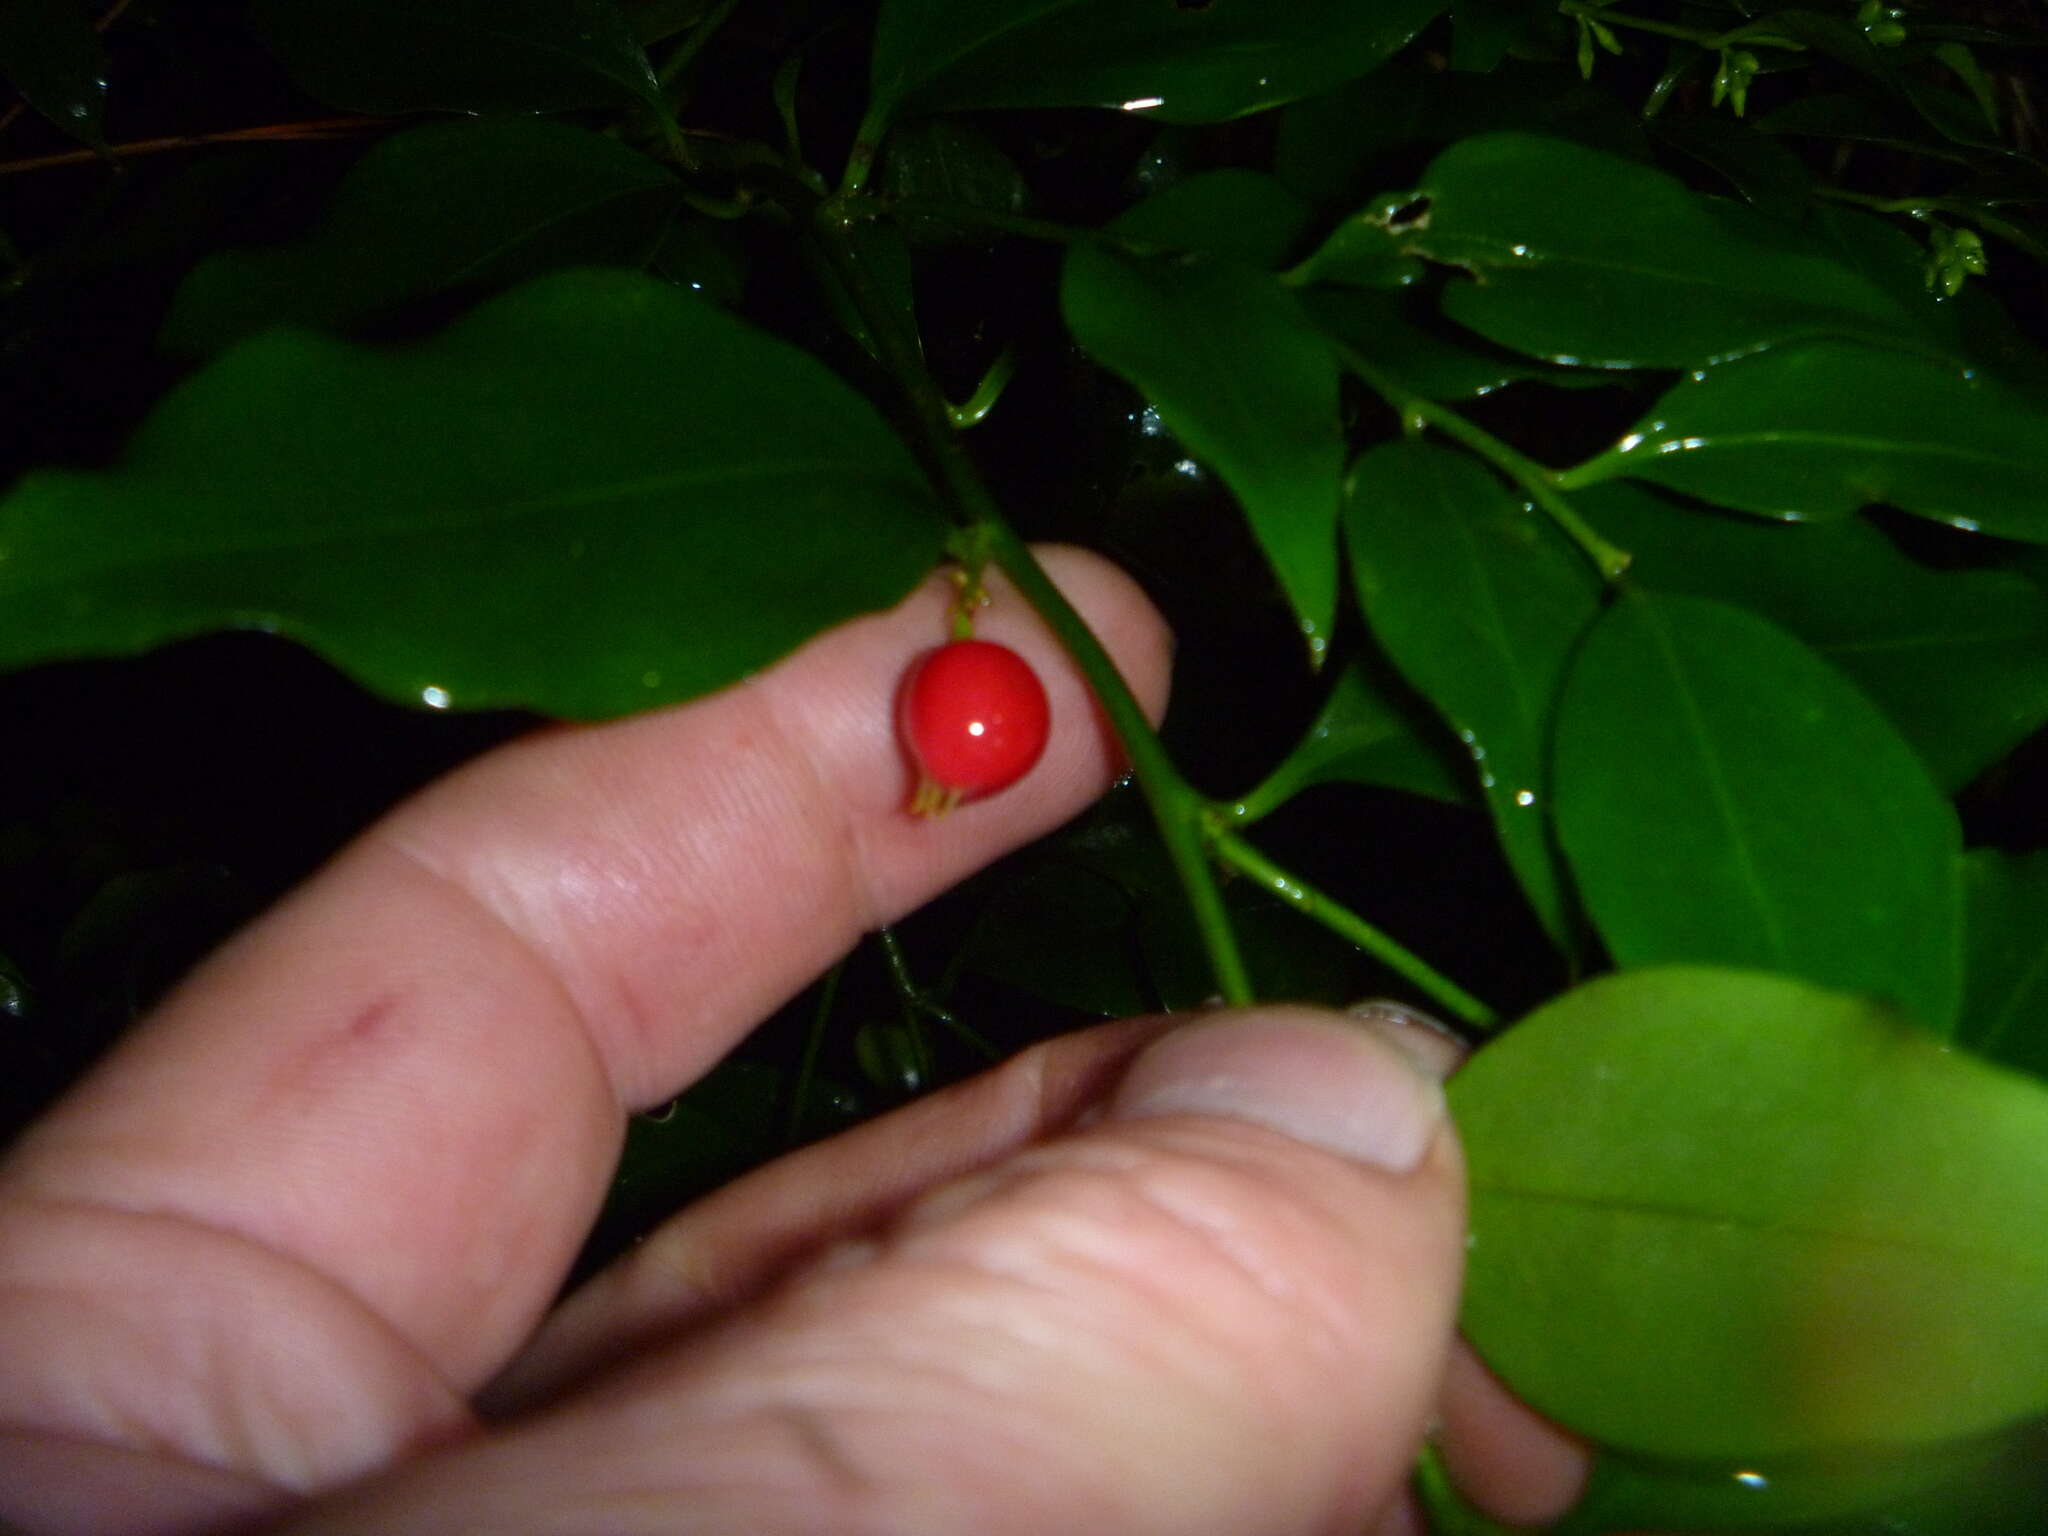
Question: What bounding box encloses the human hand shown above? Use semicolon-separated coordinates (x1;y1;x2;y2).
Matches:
0;549;1584;1534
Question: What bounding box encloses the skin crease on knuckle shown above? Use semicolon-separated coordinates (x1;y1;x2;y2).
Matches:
0;547;1586;1534
651;1129;1442;1534
297;1110;1464;1535
0;549;1183;1531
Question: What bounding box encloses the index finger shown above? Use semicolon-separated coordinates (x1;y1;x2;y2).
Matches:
0;548;1171;1502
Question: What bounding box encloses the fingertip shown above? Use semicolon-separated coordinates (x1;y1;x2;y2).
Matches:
1109;1006;1452;1176
1437;1341;1592;1526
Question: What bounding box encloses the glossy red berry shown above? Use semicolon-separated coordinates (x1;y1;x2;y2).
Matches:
897;639;1050;816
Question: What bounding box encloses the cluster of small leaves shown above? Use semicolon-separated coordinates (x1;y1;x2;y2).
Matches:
1;1;2047;1531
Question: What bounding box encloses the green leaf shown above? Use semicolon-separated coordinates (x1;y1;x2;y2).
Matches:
1272;63;1434;210
1408;132;1926;368
1561;1429;2035;1534
161;120;682;356
1576;483;2048;792
1448;0;1546;73
1063;189;1342;664
806;216;920;369
1933;42;2002;134
0;270;943;717
621;0;711;45
1287;197;1425;290
1756;89;1955;157
1304;287;1607;401
870;0;1447;127
1105;169;1315;269
0;0;106;147
879;116;1031;244
1808;207;1972;356
1771;11;2024;156
1645;113;1813;224
1958;850;2048;1083
1232;659;1471;822
1450;965;2048;1459
1346;440;1602;949
1563;341;2048;542
1274;61;1646;212
250;0;666;119
1809;206;2048;393
648;215;748;306
1554;591;1961;1031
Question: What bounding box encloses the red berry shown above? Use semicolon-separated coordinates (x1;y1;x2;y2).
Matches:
897;639;1051;815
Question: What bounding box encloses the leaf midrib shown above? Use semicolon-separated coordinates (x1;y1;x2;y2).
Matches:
1640;599;1793;964
3;455;921;579
1472;1179;2048;1279
1624;426;2043;475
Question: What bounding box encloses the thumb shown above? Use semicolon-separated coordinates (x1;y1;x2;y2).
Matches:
285;1007;1465;1536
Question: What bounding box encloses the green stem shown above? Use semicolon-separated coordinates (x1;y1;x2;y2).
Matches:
679;185;754;219
1816;186;2048;259
1817;187;1941;217
1338;345;1631;582
648;0;745;170
811;205;1254;1007
947;347;1017;430
784;959;843;1145
984;523;1254;1007
1212;831;1499;1031
1557;0;1802;51
840;99;890;195
658;0;743;89
879;927;998;1060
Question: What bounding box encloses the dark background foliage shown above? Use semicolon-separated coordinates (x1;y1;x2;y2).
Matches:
3;1;2048;1528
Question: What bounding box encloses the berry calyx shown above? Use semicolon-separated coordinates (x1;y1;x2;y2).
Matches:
898;639;1050;816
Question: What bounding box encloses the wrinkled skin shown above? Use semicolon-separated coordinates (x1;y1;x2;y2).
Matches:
0;548;1584;1534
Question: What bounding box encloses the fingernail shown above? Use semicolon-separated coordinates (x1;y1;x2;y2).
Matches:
1107;1006;1449;1175
1346;1000;1468;1079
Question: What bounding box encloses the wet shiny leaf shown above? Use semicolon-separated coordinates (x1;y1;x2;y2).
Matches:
1306;287;1606;401
251;0;666;118
1958;850;2048;1083
870;0;1447;127
1288;199;1425;290
1347;440;1601;949
1560;1429;2036;1535
1646;113;1814;223
0;0;106;147
1274;60;1647;213
0;270;943;717
1231;659;1471;822
1576;483;2048;792
1564;341;2048;542
161;120;682;356
1106;168;1315;268
1773;11;2016;155
1064;177;1342;664
1409;133;1927;368
1555;592;1961;1030
1452;966;2048;1458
